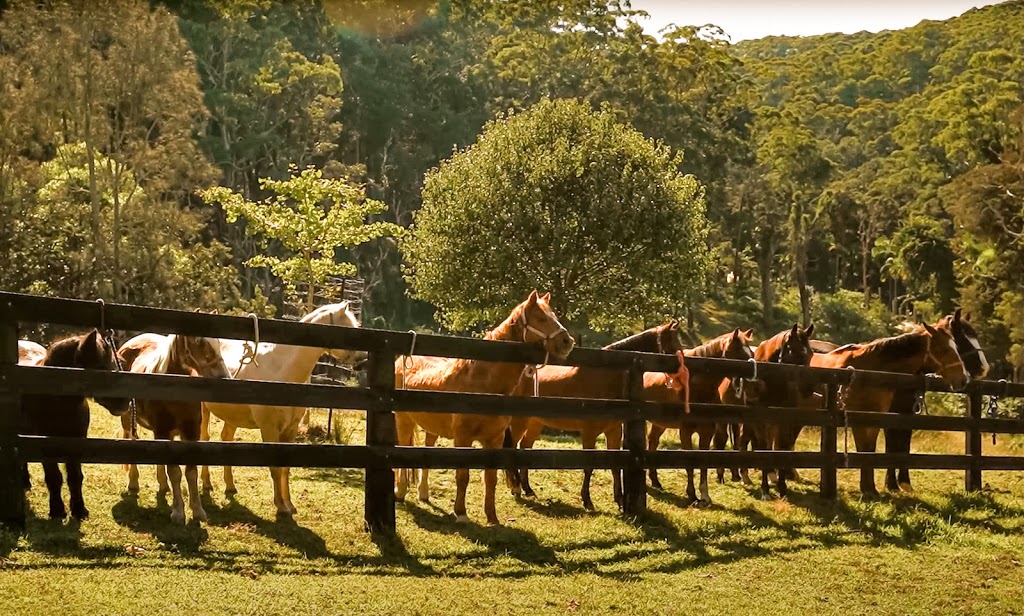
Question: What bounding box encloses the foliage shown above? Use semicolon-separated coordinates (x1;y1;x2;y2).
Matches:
402;98;709;332
201;166;401;310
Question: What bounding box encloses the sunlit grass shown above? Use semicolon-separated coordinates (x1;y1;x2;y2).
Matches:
0;406;1022;614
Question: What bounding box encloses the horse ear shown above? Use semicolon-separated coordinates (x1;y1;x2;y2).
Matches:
803;324;814;338
953;308;962;321
790;323;799;336
743;328;754;338
540;292;551;303
964;311;972;322
669;320;679;330
527;290;538;303
922;322;938;336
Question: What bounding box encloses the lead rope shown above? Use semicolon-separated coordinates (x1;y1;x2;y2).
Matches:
735;357;757;399
519;316;552;397
988;379;1009;445
97;299;137;440
400;330;417;390
841;366;856;469
232;313;260;378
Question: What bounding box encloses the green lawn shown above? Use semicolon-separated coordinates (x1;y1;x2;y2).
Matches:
1;408;1023;615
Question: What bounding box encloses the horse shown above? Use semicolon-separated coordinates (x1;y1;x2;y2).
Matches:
647;328;754;505
507;321;686;511
725;324;815;499
810;323;969;496
117;333;229;524
19;330;130;519
395;291;575;525
884;309;989;493
17;340;46;366
200;302;364;519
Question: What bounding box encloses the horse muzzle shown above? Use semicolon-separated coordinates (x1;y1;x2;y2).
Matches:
98;396;132;416
545;332;576;361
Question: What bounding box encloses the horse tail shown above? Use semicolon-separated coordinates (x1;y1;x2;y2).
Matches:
503;426;522;493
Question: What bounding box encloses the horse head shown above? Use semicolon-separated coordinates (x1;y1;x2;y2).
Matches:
75;329;131;416
304;301;367;367
921;322;969;391
939;309;989;380
177;335;230;379
515;291;575;361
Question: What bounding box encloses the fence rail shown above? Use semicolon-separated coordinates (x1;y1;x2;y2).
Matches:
1;291;1023;534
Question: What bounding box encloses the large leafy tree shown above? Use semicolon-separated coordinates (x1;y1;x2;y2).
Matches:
402;98;709;333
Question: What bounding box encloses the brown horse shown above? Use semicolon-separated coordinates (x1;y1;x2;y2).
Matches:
508;321;686;511
118;333;228;523
811;324;968;496
726;324;815;499
19;330;130;519
395;291;575;525
885;309;989;492
647;328;754;504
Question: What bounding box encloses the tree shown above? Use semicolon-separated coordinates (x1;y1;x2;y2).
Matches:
402;98;709;333
200;166;402;311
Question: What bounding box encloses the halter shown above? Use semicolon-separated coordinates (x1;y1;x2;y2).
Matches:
922;335;965;377
97;298;137;439
734;357;757;399
232;313;260;378
518;309;565;397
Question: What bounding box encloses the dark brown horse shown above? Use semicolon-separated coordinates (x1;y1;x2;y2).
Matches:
728;324;815;499
811;324;968;496
647;328;754;504
885;309;989;492
509;322;686;510
19;330;130;520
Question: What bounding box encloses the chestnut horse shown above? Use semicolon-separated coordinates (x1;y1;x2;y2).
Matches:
508;321;686;511
811;324;968;496
19;330;130;519
647;328;754;504
395;291;575;525
885;309;989;492
727;325;815;499
201;302;363;519
118;333;229;523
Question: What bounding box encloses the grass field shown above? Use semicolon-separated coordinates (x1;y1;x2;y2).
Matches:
1;406;1023;615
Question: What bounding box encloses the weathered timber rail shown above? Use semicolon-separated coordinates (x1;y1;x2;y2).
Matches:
1;291;1023;533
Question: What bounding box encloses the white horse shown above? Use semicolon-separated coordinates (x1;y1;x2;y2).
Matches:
201;302;364;519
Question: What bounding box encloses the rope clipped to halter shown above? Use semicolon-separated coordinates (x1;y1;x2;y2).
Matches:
840;366;856;469
232;313;260;378
734;357;757;399
97;299;137;439
913;380;929;415
987;379;1009;445
400;330;417;390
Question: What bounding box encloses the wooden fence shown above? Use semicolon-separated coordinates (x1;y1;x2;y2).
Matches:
1;291;1023;534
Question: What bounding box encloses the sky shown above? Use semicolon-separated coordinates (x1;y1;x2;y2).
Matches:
631;0;1006;42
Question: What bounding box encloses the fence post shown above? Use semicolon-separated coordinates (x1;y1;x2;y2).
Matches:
621;359;647;517
819;383;839;499
0;299;24;530
965;389;983;492
364;350;396;534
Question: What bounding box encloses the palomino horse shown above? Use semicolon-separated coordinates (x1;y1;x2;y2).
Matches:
19;330;130;519
811;324;969;496
885;309;989;492
647;328;754;504
727;325;815;499
395;291;575;525
118;333;229;523
201;302;364;519
508;321;686;511
17;340;46;366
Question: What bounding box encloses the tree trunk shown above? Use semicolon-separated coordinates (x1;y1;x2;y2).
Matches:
756;241;776;327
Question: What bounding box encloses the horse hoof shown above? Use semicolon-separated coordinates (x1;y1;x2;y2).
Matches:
741;478;753;487
48;505;67;520
760;493;773;501
170;511;186;525
767;471;778;484
224;487;238;496
487;519;502;527
192;509;208;523
899;482;913;493
455;514;470;523
127;485;140;494
582;500;595;512
418;494;430;504
523;488;536;499
275;510;295;523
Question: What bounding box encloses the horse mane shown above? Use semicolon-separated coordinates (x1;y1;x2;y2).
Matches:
302;301;359;327
603;325;666;352
141;334;178;374
685;332;737;359
859;331;928;359
755;330;790;363
45;330;104;368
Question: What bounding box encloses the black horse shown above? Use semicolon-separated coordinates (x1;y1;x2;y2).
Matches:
885;309;989;492
21;329;130;520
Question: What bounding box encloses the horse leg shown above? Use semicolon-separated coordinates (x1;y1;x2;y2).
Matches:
67;461;88;520
42;461;66;519
681;427;697;503
518;422;541;499
258;425;291;519
278;423;300;515
885;426;913;492
394;414;414;502
713;424;728;484
127;463;141;494
739;424;754;486
757;429;773;500
729;423;742;482
221;422;238;495
697;429;713;505
607;424;624;510
418;431;438;503
183;423;207;522
854;427;880;498
581;431;599;511
156;464;170;495
453;434;472;523
647;423;667;490
483;432;504;526
200;405;213;493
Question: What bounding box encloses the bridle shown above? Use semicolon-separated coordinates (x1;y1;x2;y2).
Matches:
922;334;966;378
518;307;568;397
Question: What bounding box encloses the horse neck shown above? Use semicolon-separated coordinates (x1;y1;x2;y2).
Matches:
251;341;325;384
684;337;731;398
603;328;660;352
44;336;85;367
852;332;930;373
